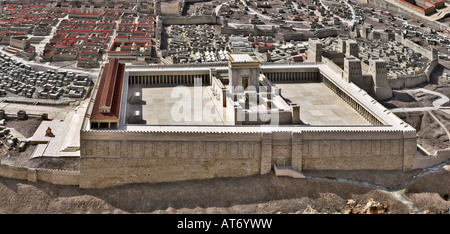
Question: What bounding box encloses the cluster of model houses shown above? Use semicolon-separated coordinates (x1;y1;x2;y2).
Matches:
166;24;228;64
0;53;90;100
42;7;155;67
106;14;155;63
356;39;429;76
295;3;344;29
0;4;63;40
42;18;115;68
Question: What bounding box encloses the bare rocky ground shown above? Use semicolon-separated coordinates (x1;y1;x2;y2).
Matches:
0;167;449;214
380;62;450;153
0;172;419;214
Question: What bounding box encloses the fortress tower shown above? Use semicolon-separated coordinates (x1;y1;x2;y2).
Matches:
345;40;359;58
307;38;322;62
343;56;363;87
338;37;348;54
368;58;393;101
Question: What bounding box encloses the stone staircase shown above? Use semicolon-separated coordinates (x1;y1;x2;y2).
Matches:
4;46;21;54
60;102;87;152
274;164;305;179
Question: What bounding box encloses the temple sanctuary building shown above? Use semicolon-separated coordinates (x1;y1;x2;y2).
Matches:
79;55;417;188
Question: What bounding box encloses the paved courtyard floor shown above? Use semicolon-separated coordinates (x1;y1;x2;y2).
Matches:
127;81;370;126
128;85;224;125
274;82;370;125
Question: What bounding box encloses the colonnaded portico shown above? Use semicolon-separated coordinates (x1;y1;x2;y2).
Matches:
79;55;417;188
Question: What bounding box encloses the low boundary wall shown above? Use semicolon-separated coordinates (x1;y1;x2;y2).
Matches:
388;57;438;89
0;164;79;185
360;30;438;89
413;148;450;169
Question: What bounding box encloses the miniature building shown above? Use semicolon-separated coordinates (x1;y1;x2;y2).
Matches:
89;58;125;129
396;0;444;16
345;40;359;58
225;53;299;125
0;0;429;190
5;35;36;60
343;56;362;86
9;36;30;50
228;53;260;93
307;38;322;62
338;37;348;54
80;52;417;187
368;58;393;100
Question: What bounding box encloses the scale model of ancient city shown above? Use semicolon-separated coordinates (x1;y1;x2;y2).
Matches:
0;0;449;213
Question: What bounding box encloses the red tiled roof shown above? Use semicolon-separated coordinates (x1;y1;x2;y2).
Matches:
90;58;125;122
100;58;118;109
399;0;434;11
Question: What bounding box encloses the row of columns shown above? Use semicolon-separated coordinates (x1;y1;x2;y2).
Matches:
321;74;384;126
266;72;318;82
91;122;117;129
129;74;210;85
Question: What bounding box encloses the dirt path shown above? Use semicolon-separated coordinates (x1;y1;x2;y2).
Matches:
389;88;450;113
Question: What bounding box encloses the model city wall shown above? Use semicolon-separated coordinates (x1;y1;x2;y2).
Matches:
78;126;417;188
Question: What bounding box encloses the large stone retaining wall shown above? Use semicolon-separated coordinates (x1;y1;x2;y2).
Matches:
300;129;417;171
78;127;416;188
79;131;264;188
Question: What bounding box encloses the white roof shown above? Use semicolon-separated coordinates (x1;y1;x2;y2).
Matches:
228;53;255;62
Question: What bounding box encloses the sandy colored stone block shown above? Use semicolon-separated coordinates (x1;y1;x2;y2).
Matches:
205;142;214;158
169;142;178;157
331;141;341;157
132;141;144;157
109;141;120;157
372;140;381;157
117;141;125;157
302;141;309;156
351;140;361;156
381;140;391;156
391;140;401;156
320;140;331;157
181;142;189;158
309;141;320;158
361;140;371;157
341;140;351;157
144;142;155;157
156;142;165;157
85;140;95;157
